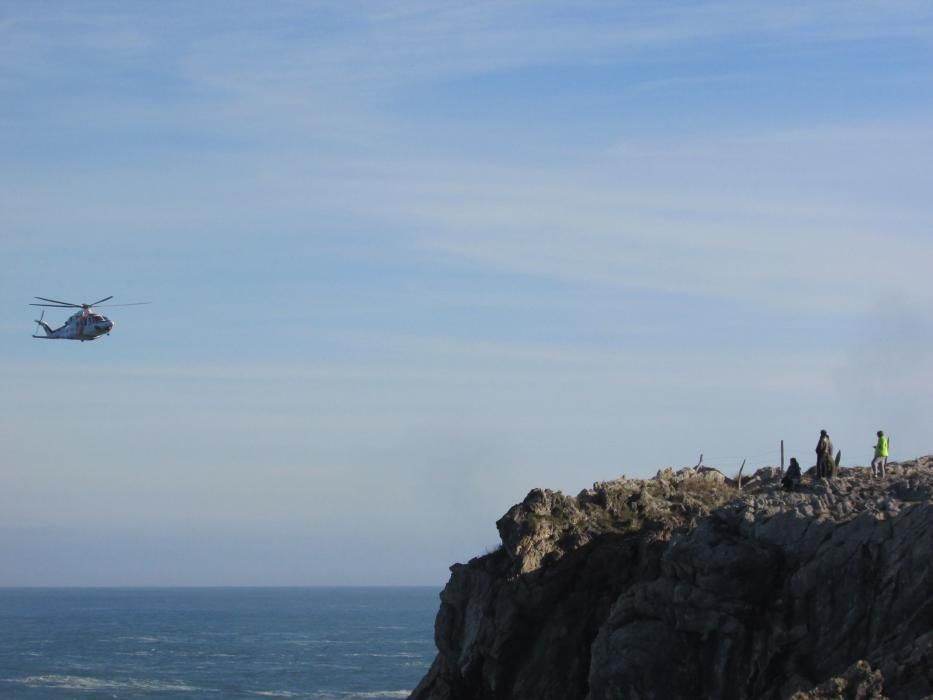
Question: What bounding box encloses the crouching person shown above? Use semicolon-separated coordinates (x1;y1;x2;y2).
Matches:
782;457;802;492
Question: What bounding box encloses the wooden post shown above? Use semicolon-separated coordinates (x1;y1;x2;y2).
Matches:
780;440;784;476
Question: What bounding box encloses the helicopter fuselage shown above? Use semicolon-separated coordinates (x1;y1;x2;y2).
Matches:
34;309;114;341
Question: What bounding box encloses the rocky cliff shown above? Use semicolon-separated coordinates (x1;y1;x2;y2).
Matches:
411;457;933;700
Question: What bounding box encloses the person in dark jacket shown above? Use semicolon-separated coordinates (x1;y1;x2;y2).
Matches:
816;430;834;478
782;457;802;491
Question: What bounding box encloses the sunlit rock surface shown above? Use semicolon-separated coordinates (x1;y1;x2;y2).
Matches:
411;456;933;700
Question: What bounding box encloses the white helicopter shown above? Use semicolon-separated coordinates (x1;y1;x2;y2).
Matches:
30;296;149;341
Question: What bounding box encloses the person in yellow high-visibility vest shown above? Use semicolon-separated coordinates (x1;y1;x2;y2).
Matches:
871;430;889;477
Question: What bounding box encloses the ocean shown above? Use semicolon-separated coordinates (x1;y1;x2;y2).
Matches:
0;587;438;699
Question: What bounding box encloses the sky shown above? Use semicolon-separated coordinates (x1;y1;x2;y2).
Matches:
1;1;932;586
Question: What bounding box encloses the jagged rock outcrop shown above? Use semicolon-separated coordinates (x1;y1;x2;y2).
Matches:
787;660;885;699
410;457;933;700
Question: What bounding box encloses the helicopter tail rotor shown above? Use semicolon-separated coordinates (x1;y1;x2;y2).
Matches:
33;310;53;338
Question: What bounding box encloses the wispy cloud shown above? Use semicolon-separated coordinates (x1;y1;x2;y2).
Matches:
171;1;933;88
3;2;933;583
5;3;931;314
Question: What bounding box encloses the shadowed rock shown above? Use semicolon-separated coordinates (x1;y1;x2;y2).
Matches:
410;456;933;700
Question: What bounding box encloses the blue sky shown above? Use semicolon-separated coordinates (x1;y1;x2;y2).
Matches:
2;1;932;585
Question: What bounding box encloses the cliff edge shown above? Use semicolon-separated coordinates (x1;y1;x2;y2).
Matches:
411;456;933;700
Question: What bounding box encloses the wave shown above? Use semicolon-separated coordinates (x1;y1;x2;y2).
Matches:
6;676;412;699
110;635;164;642
250;691;410;699
7;674;210;693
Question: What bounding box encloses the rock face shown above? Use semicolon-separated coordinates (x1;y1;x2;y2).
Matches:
410;457;933;700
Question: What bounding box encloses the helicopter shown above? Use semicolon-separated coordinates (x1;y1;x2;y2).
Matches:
30;296;150;341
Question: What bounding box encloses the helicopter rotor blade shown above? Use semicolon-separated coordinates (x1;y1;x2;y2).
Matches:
31;296;151;310
95;302;152;307
34;296;82;307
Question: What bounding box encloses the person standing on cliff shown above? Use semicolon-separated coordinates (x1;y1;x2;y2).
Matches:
872;430;889;477
816;430;834;478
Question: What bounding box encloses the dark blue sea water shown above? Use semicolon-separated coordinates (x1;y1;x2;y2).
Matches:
0;587;438;699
